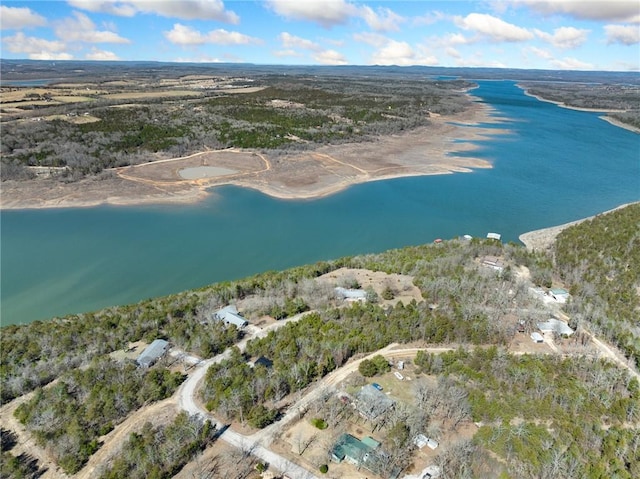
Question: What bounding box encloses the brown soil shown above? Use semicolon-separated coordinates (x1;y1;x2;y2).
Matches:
1;102;507;210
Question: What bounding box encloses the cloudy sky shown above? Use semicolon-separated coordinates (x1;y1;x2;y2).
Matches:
1;1;639;70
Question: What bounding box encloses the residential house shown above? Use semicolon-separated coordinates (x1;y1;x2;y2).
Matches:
213;305;248;328
537;318;574;336
355;384;395;421
136;339;169;368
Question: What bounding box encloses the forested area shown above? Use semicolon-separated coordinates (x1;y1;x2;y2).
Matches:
1;427;45;479
520;82;640;129
98;412;216;479
1;72;472;181
1;204;638;477
0;293;240;405
415;347;640;479
554;203;640;367
14;358;185;474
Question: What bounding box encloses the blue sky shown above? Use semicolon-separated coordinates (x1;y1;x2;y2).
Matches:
1;1;639;70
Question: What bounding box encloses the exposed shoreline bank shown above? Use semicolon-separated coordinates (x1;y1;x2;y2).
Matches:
519;202;639;251
0;99;506;211
519;86;639;134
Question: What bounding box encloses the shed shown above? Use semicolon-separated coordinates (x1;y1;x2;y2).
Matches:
549;288;570;303
537;318;574;336
531;332;544;343
136;339;169;368
355;384;395;421
414;434;439;450
214;305;248;328
486;232;502;241
481;255;505;271
334;287;367;302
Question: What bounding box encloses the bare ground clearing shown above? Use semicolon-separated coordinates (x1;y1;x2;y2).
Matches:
1;102;506;210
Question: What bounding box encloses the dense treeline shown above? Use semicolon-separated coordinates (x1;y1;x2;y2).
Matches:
14;358;185;474
554;203;640;367
415;347;640;478
201;239;554;426
1;205;638;476
98;412;216;479
0;292;240;405
1;74;472;181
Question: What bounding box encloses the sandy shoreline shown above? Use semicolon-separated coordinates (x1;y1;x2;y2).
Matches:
0;99;507;210
519;202;639;251
519;86;639;133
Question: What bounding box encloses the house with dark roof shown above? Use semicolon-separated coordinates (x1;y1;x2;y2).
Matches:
330;433;399;478
213;305;248;328
136;339;169;368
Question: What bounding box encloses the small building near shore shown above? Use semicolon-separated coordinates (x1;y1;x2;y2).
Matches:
137;339;169;368
213;305;248;328
481;255;505;272
334;287;367;302
486;232;502;241
549;288;570;303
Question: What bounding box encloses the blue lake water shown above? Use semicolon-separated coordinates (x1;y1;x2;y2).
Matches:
2;81;639;325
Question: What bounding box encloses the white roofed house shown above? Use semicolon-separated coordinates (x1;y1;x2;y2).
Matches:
213;305;248;328
136;339;169;368
537;318;574;336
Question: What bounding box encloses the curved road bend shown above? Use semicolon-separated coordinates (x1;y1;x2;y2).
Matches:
179;307;640;478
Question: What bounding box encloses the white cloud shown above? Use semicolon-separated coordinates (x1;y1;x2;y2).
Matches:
370;40;437;66
353;32;388;47
67;1;137;17
273;49;304;58
454;13;533;42
86;47;120;60
266;0;355;28
68;0;239;23
279;32;321;51
528;46;553;59
551;56;594;70
313;49;347;65
516;0;640;23
2;32;72;60
358;6;404;32
442;32;471;46
175;55;223;63
535;26;589;49
413;11;446;26
0;6;47;30
164;24;261;45
55;12;130;43
604;24;640;45
446;47;461;59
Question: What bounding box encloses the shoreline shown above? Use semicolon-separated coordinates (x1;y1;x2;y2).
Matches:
519;86;639;133
519;201;639;251
0;99;506;211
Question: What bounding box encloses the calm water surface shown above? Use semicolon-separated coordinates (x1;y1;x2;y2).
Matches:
2;81;639;324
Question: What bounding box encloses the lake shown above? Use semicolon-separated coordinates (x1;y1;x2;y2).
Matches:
2;80;639;325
